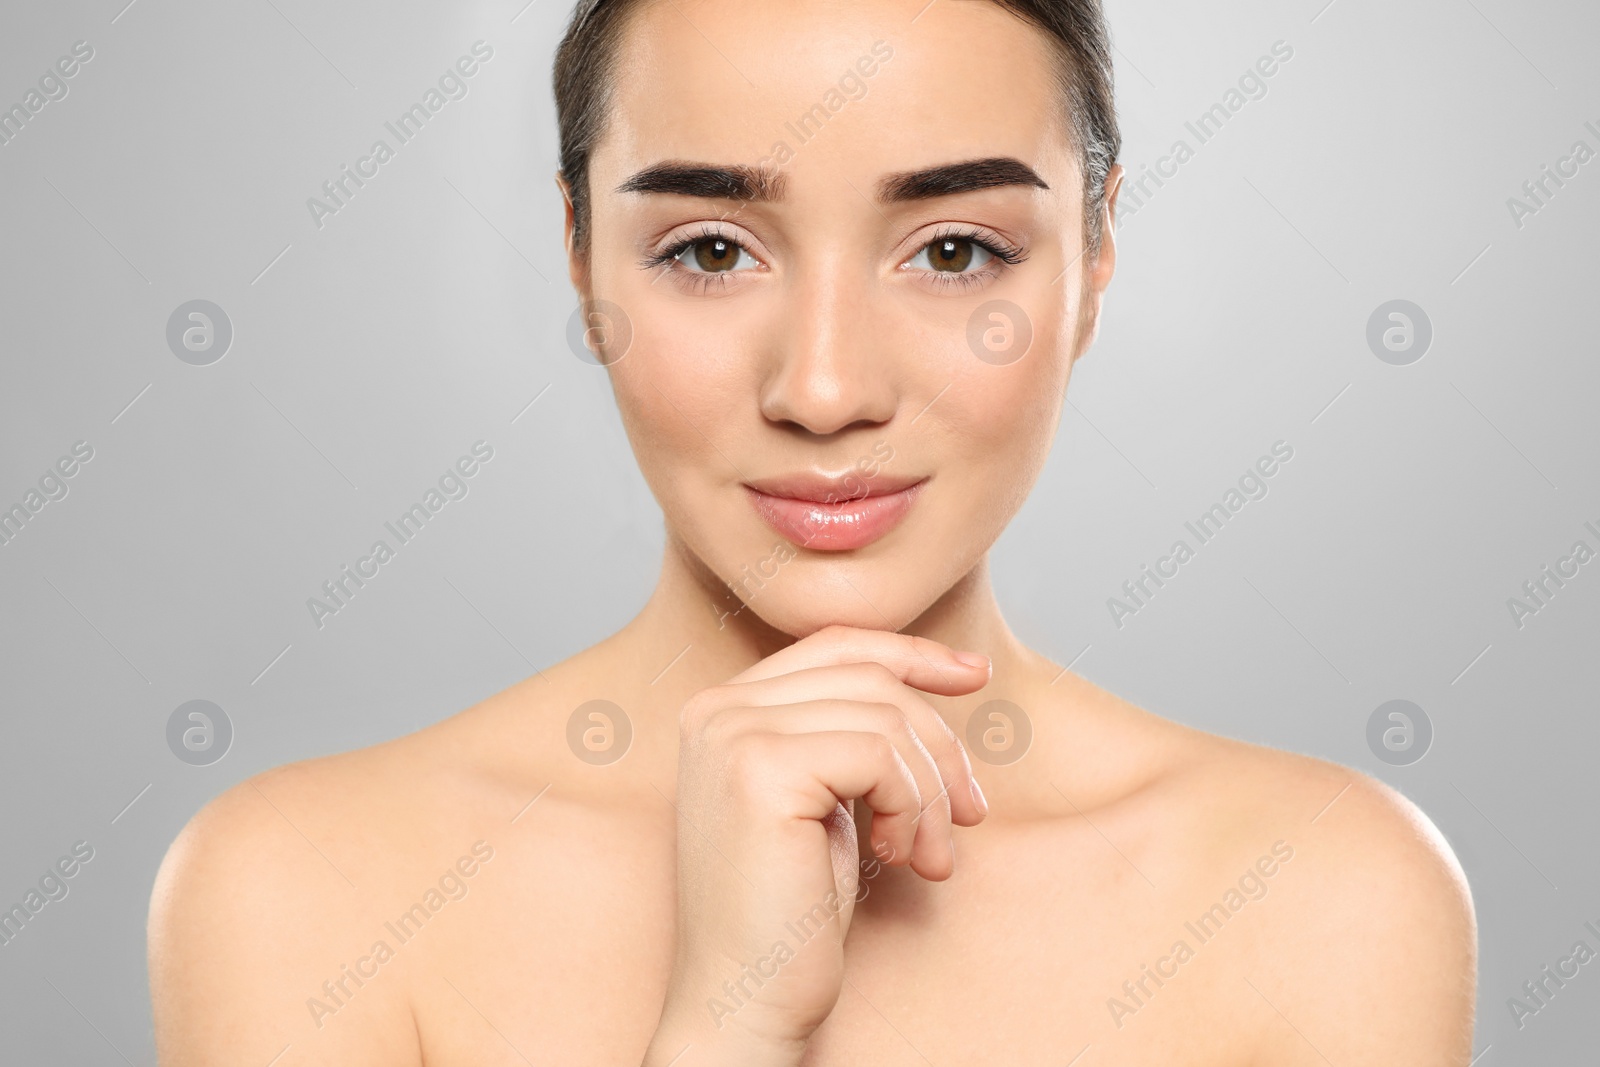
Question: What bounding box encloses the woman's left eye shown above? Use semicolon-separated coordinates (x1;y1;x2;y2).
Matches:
908;237;996;274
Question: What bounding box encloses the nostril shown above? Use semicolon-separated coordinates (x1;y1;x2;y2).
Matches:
757;369;899;437
765;415;892;441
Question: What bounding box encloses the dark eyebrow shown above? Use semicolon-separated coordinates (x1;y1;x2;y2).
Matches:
616;161;788;202
615;155;1048;206
877;157;1049;203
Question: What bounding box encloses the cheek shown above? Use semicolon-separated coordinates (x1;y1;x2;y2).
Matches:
609;353;699;471
946;376;1060;503
607;319;749;486
939;301;1072;468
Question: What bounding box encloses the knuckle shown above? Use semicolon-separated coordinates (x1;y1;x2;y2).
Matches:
866;701;905;733
701;704;756;748
858;703;912;754
678;688;713;728
864;730;900;765
680;685;733;731
927;711;962;752
857;660;902;693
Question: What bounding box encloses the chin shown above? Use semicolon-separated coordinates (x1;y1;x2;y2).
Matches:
741;598;903;640
727;557;947;638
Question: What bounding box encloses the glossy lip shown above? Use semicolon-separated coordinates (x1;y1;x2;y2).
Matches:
742;473;928;552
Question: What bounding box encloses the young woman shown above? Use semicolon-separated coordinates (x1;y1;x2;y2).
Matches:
149;0;1477;1063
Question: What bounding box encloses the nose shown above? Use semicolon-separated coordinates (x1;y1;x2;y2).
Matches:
757;267;900;436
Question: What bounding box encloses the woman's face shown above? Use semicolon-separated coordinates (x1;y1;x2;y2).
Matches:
566;0;1119;637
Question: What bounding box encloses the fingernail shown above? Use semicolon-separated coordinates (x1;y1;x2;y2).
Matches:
969;775;989;817
953;650;989;669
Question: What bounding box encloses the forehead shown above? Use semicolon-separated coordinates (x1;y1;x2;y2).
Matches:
595;0;1075;193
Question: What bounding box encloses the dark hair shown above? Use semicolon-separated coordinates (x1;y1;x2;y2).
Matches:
553;0;1120;259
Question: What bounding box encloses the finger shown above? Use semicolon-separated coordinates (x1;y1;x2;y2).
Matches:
729;624;990;697
721;664;985;826
770;730;954;881
731;699;955;873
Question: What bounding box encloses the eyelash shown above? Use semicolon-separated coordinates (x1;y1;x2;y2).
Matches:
640;224;749;294
640;223;1028;293
916;225;1028;291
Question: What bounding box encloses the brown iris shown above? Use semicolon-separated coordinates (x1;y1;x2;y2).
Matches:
692;238;740;272
928;238;976;272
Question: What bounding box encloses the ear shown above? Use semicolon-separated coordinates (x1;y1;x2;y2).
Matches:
1072;163;1123;362
555;172;592;300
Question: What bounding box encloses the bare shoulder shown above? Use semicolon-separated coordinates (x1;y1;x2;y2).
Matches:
1052;674;1477;1063
1200;739;1476;1064
149;747;413;1063
147;674;569;1065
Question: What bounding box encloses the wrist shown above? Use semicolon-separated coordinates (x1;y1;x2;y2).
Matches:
644;1002;807;1067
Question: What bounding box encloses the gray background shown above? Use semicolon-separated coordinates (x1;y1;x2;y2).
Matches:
1;0;1595;1060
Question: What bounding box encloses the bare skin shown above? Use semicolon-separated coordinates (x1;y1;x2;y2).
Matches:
149;1;1476;1064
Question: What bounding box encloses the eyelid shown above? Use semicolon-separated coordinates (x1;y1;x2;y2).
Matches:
897;222;1027;268
642;220;770;272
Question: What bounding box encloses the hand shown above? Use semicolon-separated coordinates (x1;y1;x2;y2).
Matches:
642;624;992;1066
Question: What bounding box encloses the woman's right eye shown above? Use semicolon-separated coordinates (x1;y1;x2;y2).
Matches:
671;236;758;274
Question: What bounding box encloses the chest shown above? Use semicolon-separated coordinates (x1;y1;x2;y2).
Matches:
406;821;1258;1065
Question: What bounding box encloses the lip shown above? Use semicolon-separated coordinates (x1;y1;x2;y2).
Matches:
742;473;928;551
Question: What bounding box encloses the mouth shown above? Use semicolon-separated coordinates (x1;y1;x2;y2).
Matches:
742;473;928;552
